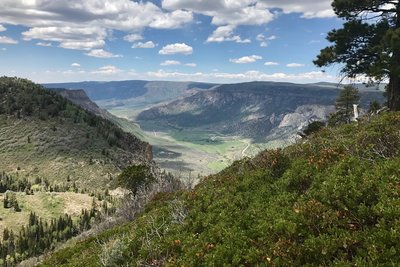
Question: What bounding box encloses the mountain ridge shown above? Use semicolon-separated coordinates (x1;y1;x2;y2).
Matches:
137;81;385;141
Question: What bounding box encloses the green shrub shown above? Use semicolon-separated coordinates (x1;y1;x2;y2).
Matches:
303;121;325;136
99;237;128;267
117;165;155;195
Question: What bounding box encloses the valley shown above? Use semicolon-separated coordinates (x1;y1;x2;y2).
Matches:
46;80;385;178
3;1;400;265
0;77;392;266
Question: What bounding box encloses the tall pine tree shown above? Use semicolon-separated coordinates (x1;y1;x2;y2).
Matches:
314;1;400;110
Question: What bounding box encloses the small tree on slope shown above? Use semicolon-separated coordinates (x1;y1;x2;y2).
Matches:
329;85;360;125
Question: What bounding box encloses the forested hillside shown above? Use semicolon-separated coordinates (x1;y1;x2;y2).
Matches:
40;112;400;266
0;77;152;188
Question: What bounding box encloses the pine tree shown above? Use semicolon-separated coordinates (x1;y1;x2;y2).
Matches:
314;1;400;110
329;86;360;125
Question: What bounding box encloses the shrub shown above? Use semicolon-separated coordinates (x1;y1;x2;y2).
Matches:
302;121;325;136
99;237;128;267
117;165;155;195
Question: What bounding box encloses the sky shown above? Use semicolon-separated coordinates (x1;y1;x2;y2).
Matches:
0;0;346;84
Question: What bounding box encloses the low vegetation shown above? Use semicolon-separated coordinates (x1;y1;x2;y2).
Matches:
39;112;400;266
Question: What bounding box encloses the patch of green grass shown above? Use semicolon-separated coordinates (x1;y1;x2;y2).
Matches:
0;192;93;237
40;193;65;217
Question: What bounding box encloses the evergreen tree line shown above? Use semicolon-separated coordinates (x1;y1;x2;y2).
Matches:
0;200;116;266
1;172;112;201
0;171;117;265
1;212;77;265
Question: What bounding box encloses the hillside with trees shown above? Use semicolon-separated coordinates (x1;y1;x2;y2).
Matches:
38;110;400;266
0;77;152;188
0;170;120;266
0;77;175;266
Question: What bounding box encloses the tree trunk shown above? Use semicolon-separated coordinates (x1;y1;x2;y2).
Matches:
389;3;400;111
388;74;400;111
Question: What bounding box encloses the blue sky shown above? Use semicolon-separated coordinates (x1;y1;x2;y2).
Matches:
0;0;344;84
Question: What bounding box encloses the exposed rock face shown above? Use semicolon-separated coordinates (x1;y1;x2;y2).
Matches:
279;105;335;129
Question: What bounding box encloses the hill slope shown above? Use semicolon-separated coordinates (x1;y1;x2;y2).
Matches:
0;77;151;188
39;112;400;266
137;82;384;141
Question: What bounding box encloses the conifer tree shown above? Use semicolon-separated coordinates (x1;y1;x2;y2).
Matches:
330;85;360;125
315;1;400;110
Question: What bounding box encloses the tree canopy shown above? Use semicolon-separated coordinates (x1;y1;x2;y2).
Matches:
314;0;400;110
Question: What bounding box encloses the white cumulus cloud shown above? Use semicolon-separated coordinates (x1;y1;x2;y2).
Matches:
163;0;334;20
287;63;305;68
71;63;81;67
0;0;193;51
85;49;122;58
258;0;335;18
264;61;279;66
144;69;335;83
160;60;181;66
256;34;277;47
163;0;334;43
132;41;156;49
0;36;18;44
149;9;193;29
163;0;274;26
36;42;52;47
0;25;6;32
230;55;262;64
159;43;193;55
123;34;143;42
207;25;251;43
92;65;121;74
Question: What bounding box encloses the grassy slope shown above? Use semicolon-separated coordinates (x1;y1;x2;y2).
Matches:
0;191;94;237
0;114;130;189
0;77;150;189
40;112;400;266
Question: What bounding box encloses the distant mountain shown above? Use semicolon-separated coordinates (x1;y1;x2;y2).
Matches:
0;77;152;188
53;88;109;117
308;82;386;91
137;81;385;141
43;80;218;104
